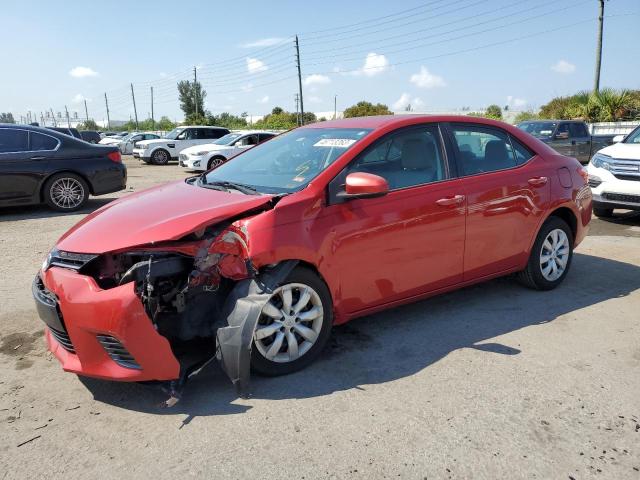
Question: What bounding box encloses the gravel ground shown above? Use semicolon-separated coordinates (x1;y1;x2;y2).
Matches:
1;156;639;479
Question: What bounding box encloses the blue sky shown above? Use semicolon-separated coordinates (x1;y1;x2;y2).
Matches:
2;0;638;123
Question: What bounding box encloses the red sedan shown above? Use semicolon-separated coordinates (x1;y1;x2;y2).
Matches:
33;115;591;396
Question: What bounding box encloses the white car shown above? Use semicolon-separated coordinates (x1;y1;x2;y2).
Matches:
98;133;128;145
178;131;277;171
587;125;640;217
117;132;160;154
132;126;229;165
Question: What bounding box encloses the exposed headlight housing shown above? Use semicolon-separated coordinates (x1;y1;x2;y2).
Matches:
195;151;209;156
193;160;201;167
591;152;612;170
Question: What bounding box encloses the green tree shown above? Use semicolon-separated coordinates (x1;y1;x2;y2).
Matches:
485;104;503;120
76;119;98;130
207;112;248;129
271;106;284;115
156;116;177;131
343;101;393;118
513;111;538;123
0;112;15;123
177;80;206;121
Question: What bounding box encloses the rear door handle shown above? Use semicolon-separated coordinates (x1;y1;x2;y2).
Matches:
436;194;465;206
528;176;548;187
30;156;46;160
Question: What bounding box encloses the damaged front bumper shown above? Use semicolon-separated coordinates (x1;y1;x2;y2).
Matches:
33;227;297;399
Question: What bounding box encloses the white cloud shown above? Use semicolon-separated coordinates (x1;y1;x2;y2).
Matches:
258;95;269;104
551;60;575;74
308;96;322;104
69;66;98;78
409;66;446;88
159;72;167;78
360;52;389;76
242;37;285;48
303;74;331;86
392;93;425;111
246;57;268;74
241;83;254;92
506;96;527;108
72;94;90;104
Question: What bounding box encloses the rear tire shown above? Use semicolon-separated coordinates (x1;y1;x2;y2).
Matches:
251;267;333;376
518;216;573;291
150;149;170;165
43;173;89;212
593;206;613;218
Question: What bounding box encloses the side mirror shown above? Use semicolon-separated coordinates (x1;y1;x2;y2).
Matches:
554;131;569;140
337;172;389;200
613;134;624;143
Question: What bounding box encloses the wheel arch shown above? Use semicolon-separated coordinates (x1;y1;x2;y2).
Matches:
546;206;578;242
207;154;227;169
40;169;94;200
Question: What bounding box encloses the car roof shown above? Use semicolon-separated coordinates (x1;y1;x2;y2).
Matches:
300;114;515;131
180;125;229;129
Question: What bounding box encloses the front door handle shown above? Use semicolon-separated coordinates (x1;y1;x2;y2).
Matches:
528;176;548;187
436;194;465;206
30;156;46;160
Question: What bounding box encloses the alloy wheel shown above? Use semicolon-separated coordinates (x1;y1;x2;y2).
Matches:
50;177;85;209
254;283;324;363
539;228;570;281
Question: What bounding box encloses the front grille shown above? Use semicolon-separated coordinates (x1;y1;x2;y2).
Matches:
48;250;97;271
603;193;640;204
179;154;188;161
608;158;640;181
49;326;75;353
96;335;141;370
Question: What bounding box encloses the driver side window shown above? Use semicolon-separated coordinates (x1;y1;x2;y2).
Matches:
177;129;192;140
348;125;445;190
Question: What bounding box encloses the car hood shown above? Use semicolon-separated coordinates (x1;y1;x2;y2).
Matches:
597;142;640;160
99;137;121;145
137;139;170;147
182;143;232;154
56;180;275;254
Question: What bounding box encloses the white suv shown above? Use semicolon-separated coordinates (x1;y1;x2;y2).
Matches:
133;126;229;165
587;125;640;217
178;131;276;171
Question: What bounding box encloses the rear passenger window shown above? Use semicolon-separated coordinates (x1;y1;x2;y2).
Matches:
569;123;589;138
30;132;59;151
0;128;29;153
510;137;534;165
450;125;517;175
202;129;226;139
349;125;445;190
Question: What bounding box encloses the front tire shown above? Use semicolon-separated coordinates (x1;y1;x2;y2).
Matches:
518;216;573;290
150;149;170;165
251;267;333;376
207;156;226;170
43;173;89;212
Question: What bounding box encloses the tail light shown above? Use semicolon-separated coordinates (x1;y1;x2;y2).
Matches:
107;151;122;163
577;166;589;183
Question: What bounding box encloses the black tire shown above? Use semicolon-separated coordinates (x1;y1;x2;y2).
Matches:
207;156;226;170
593;206;613;218
518;216;574;291
251;267;333;376
43;173;89;212
150;149;170;165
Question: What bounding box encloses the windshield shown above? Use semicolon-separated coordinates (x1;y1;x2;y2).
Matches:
203;127;372;194
518;122;558;138
623;126;640;144
212;133;243;145
164;128;185;140
121;133;138;142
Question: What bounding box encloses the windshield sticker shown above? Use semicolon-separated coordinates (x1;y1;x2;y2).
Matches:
540;130;553;135
313;138;357;148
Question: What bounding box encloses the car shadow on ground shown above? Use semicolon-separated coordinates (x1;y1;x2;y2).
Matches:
0;197;117;222
79;252;640;419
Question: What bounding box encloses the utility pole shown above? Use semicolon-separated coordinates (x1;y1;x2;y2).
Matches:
64;105;70;127
84;99;89;123
193;66;198;119
334;95;337;120
50;108;57;127
150;86;155;126
41;112;45;126
593;0;605;93
130;83;139;129
294;35;305;124
294;93;300;126
104;93;111;130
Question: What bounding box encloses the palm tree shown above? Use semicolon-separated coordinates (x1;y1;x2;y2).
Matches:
591;88;630;121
